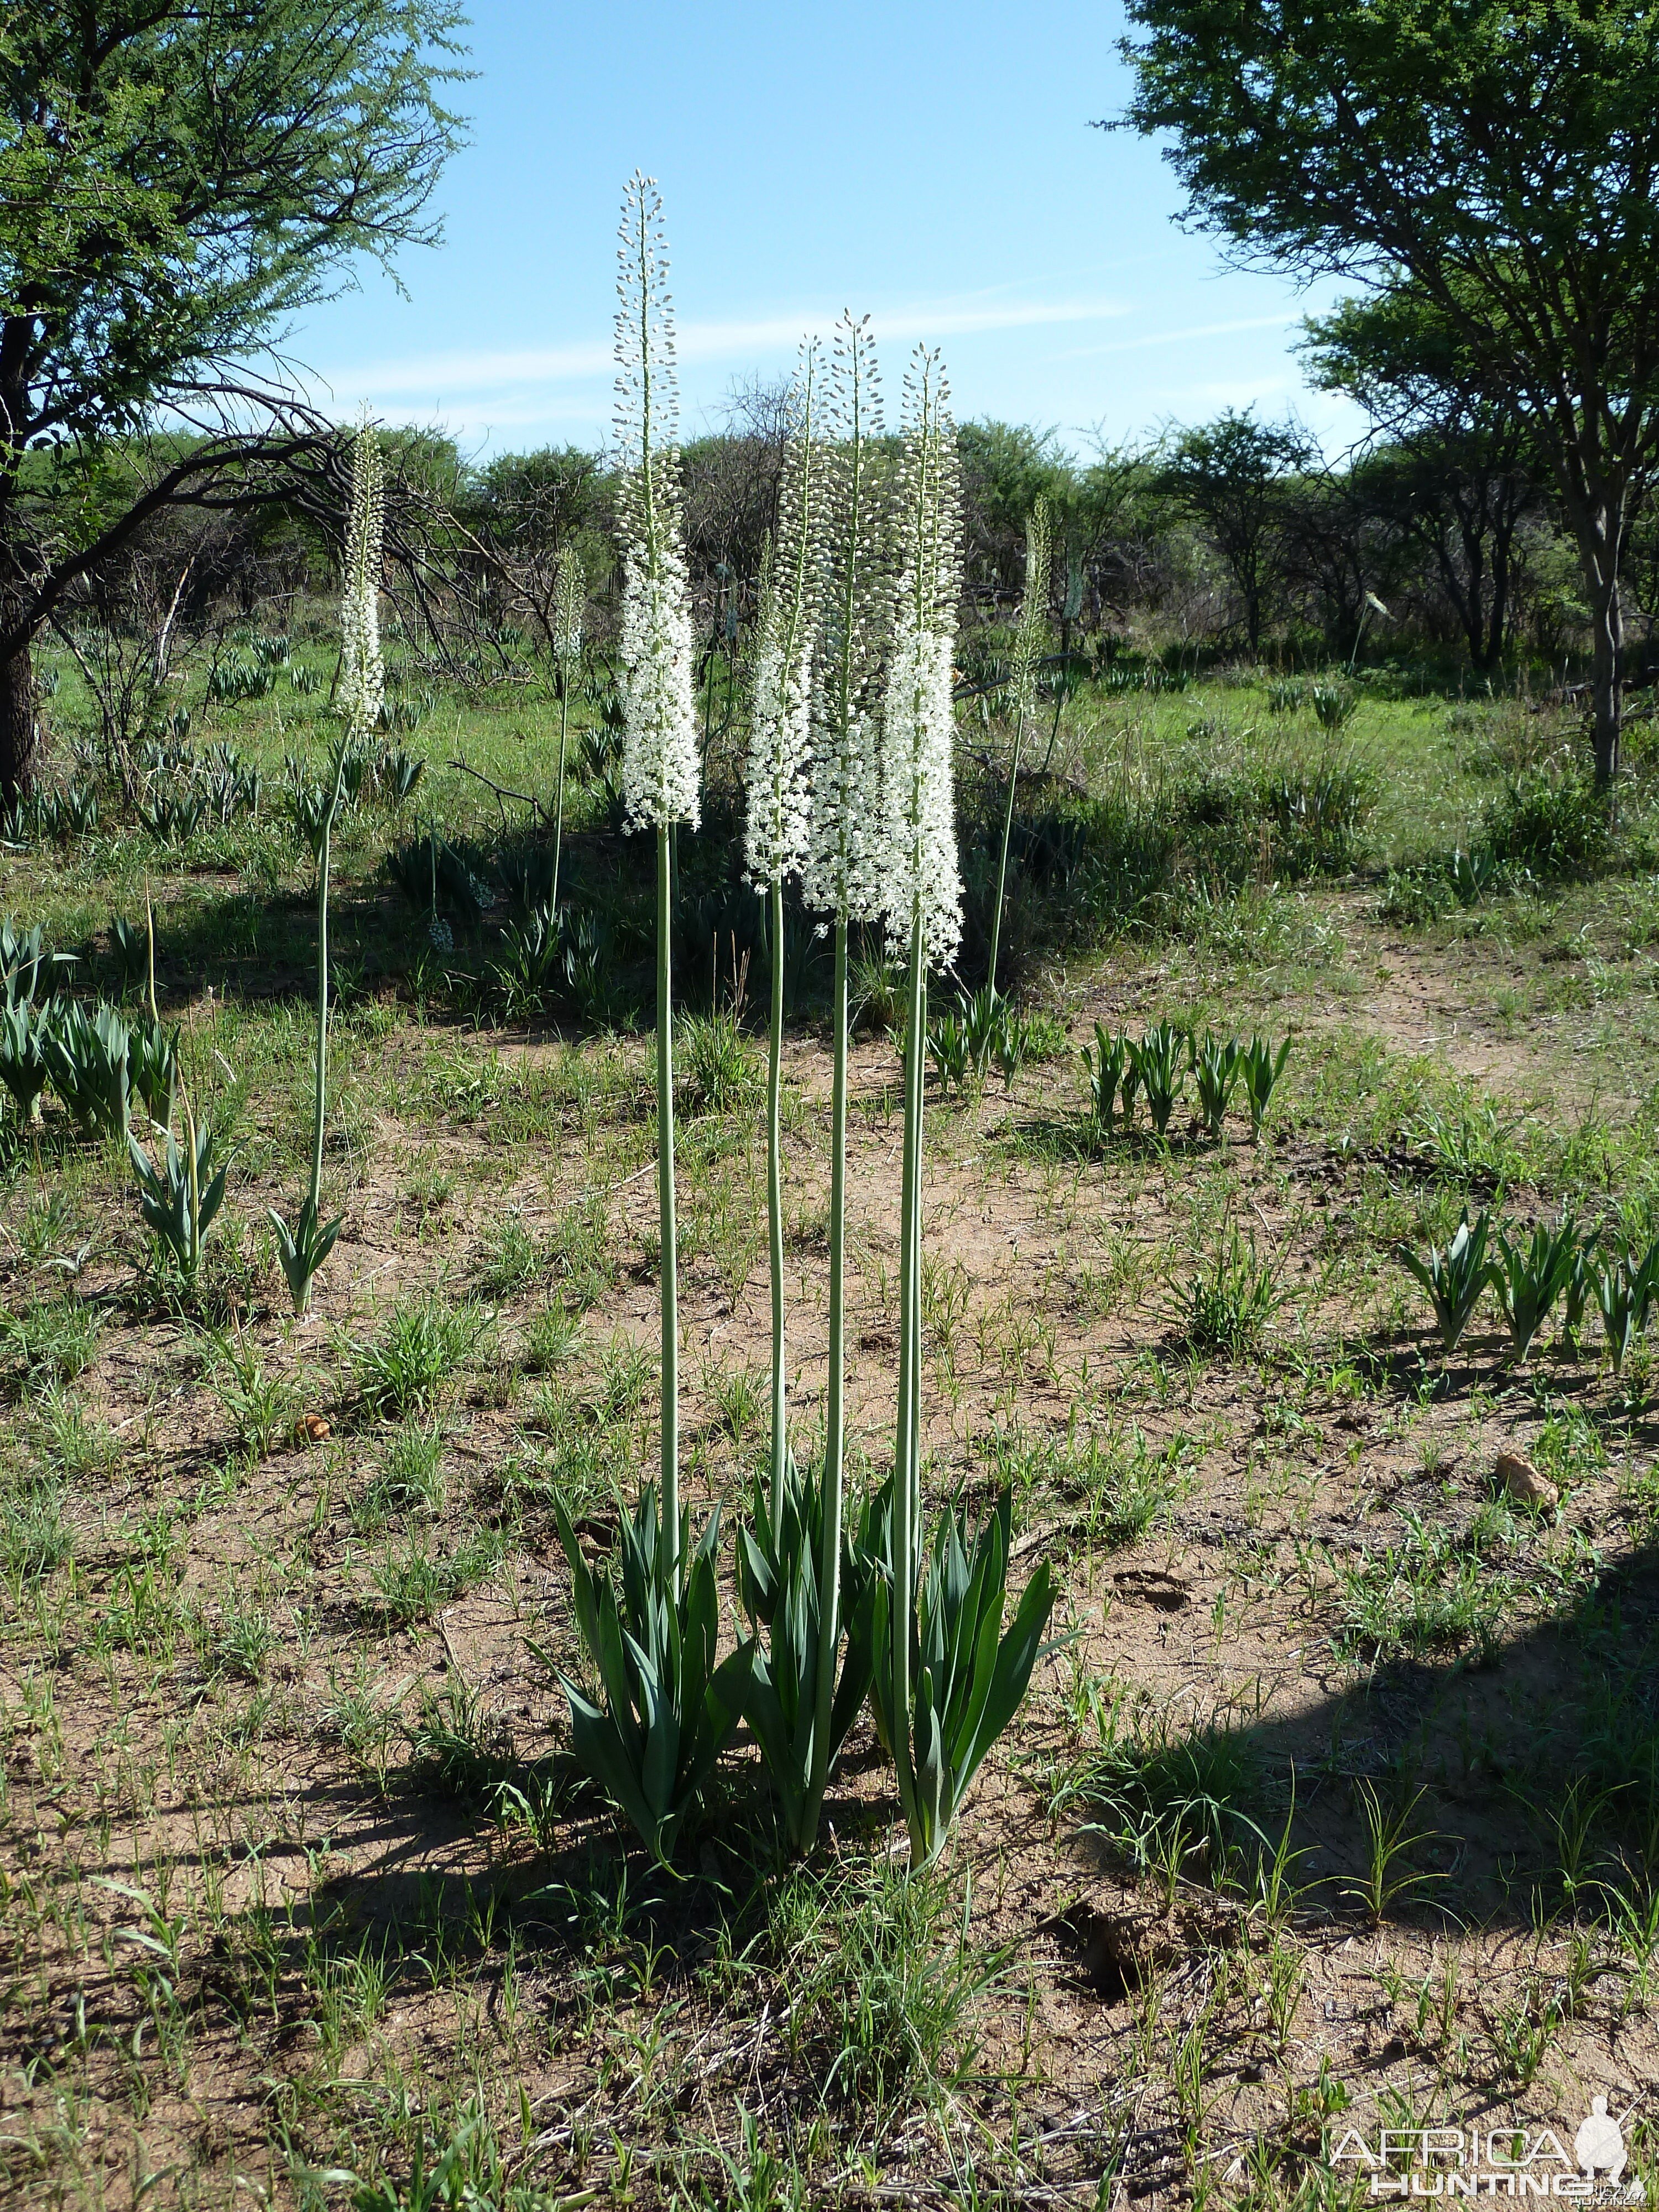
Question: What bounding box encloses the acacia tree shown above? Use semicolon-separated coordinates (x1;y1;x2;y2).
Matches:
1161;409;1312;653
1116;0;1659;784
0;1;468;804
1306;290;1538;671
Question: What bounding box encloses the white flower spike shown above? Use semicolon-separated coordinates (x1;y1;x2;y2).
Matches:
878;347;962;968
804;313;889;925
613;171;700;834
339;420;385;750
744;338;824;889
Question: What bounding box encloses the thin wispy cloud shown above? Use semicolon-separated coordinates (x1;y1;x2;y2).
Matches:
314;295;1133;404
1053;312;1301;362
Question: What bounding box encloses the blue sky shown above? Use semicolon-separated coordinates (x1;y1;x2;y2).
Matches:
287;0;1364;462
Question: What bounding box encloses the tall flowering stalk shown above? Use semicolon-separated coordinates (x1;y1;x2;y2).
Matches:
549;546;584;917
988;495;1050;997
552;178;751;1868
879;349;962;1858
802;311;889;1823
739;340;881;1856
870;354;1056;1867
614;169;701;1586
269;418;382;1314
744;339;823;1528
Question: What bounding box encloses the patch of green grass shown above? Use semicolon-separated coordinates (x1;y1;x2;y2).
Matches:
545;1193;619;1310
0;1485;74;1580
679;1007;761;1115
210;1590;275;1682
1324;1507;1592;1667
30;1385;119;1480
2;1296;103;1391
521;1300;582;1376
1173;1227;1286;1357
475;1214;543;1299
354;1295;486;1417
367;1525;509;1626
1050;1683;1267;1898
754;1858;1001;2114
355;1417;447;1528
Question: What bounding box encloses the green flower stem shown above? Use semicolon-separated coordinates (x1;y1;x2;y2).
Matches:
891;904;928;1861
656;820;680;1590
309;806;332;1224
807;915;851;1826
987;694;1027;1000
766;880;787;1530
550;678;571;917
308;752;347;1230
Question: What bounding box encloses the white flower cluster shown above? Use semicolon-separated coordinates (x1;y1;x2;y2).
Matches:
552;546;584;667
613;171;700;832
878;349;962;967
339;421;384;750
879;612;960;967
1010;495;1051;728
804;314;889;925
619;546;701;832
744;341;823;888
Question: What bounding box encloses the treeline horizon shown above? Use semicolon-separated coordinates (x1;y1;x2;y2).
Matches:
33;383;1659;714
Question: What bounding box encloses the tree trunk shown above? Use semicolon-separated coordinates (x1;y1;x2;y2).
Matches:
1585;563;1623;789
1559;470;1626;789
1486;513;1516;674
0;636;35;811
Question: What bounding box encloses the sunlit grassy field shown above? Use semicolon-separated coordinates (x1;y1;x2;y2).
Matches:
4;628;1659;2208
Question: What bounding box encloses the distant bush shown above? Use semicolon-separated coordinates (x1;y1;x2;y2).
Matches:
1482;759;1613;876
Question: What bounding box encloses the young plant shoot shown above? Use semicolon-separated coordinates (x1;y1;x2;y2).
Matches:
988;494;1050;999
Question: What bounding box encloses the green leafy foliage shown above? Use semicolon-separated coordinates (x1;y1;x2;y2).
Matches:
127;1115;228;1285
1125;1020;1190;1136
1395;1209;1493;1353
549;1488;751;1864
267;1196;345;1316
1597;1240;1659;1374
869;1490;1056;1870
1;920;56;1006
127;1013;180;1126
1193;1031;1245;1136
1081;1022;1129;1128
1309;680;1357;731
488;899;564;1019
925;1009;973;1095
1491;1217;1581;1360
0;997;54;1120
736;1456;880;1857
1239;1033;1291;1140
42;1000;131;1139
